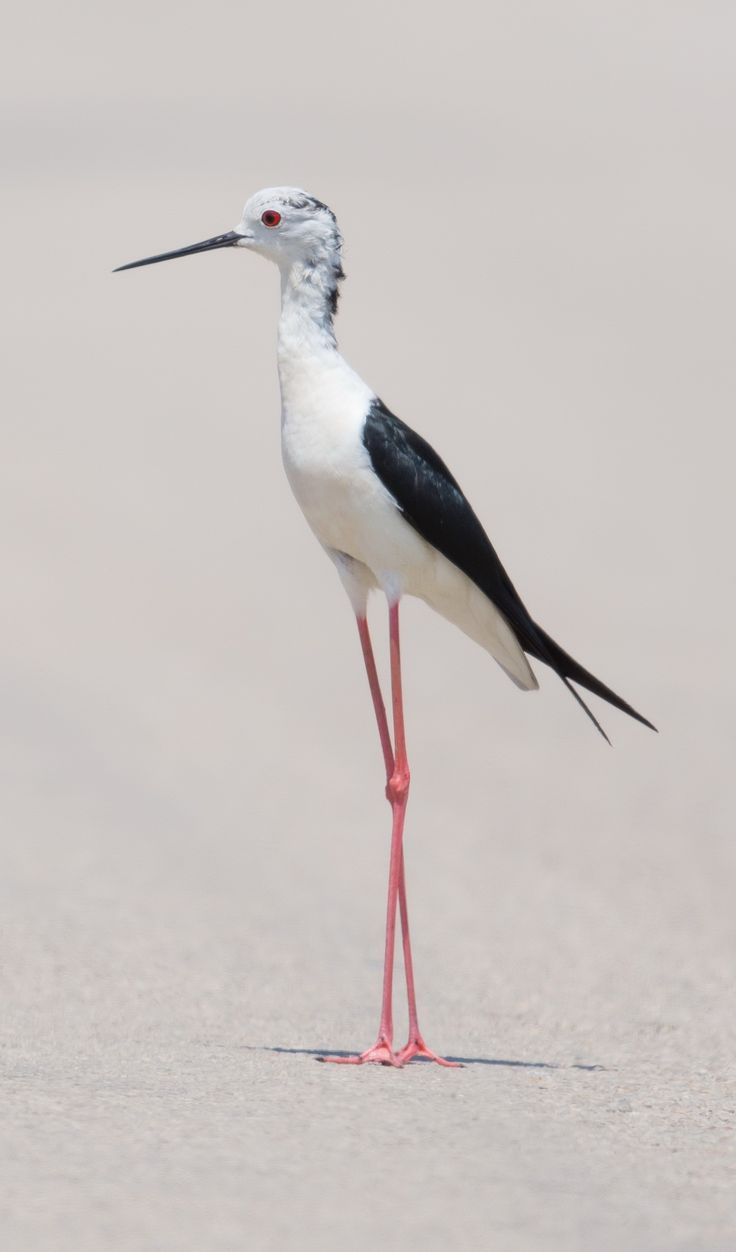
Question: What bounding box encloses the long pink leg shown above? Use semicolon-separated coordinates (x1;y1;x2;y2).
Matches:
385;604;460;1067
320;603;458;1067
318;607;403;1064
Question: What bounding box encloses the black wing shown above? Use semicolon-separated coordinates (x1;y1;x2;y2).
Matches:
362;398;655;739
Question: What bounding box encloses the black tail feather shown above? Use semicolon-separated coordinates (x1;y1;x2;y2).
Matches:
557;673;611;744
524;625;657;739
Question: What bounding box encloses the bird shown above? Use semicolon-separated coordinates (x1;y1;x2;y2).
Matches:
115;186;655;1068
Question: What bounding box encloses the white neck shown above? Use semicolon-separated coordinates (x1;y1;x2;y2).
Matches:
281;255;341;340
277;257;345;417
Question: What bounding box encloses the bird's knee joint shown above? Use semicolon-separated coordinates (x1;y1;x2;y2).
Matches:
386;768;410;804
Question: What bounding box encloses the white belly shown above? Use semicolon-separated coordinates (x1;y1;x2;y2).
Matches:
283;418;428;580
280;351;428;582
279;354;537;691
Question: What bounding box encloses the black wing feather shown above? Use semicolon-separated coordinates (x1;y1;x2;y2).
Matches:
362;399;655;738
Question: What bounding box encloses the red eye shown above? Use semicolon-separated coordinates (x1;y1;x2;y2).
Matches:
261;210;282;228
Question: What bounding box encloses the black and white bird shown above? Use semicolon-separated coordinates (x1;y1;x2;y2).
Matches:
116;187;655;1068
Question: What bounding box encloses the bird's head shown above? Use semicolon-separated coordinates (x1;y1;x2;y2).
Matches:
239;188;343;270
114;186;343;279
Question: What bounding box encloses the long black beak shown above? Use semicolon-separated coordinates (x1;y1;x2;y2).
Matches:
113;230;242;273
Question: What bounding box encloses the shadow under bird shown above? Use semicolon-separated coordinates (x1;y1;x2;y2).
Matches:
116;187;655;1068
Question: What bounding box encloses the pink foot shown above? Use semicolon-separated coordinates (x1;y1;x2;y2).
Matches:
395;1036;463;1067
317;1038;401;1067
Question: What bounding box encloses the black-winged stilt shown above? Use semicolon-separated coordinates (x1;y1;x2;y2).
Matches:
116;187;655;1068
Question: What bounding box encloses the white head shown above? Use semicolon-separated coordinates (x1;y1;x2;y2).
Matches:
115;185;345;316
237;187;342;268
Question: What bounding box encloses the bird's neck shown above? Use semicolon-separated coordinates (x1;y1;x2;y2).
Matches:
277;257;346;414
278;256;341;348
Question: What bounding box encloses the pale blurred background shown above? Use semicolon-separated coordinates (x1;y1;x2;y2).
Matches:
2;3;735;1250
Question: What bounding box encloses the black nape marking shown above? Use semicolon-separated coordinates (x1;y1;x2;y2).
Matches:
361;398;656;739
329;261;345;315
282;194;343;316
304;195;338;223
282;192;338;224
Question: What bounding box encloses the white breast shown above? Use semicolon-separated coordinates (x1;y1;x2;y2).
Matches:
279;345;537;691
280;349;424;575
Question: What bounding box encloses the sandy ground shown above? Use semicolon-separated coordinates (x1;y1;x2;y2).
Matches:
2;4;735;1249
